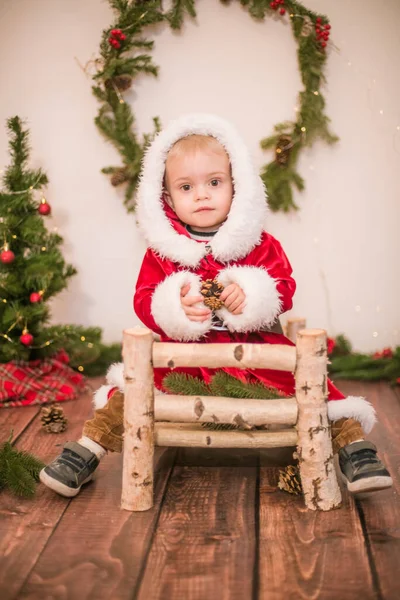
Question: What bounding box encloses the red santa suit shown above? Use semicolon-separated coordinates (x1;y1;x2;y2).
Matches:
95;113;376;435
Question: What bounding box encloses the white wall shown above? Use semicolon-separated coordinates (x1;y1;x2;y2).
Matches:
1;0;399;351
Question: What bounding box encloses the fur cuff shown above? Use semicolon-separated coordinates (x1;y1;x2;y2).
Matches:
215;265;282;332
327;396;377;434
151;271;212;341
93;362;124;410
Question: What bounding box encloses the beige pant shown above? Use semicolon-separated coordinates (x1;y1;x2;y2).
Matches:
83;390;365;454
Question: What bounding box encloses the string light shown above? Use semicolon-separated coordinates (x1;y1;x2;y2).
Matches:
372;332;379;338
301;126;306;132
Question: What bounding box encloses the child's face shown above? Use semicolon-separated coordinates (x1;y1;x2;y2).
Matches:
164;146;233;232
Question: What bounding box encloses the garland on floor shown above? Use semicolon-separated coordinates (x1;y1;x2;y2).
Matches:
328;335;400;387
0;433;44;498
92;0;337;213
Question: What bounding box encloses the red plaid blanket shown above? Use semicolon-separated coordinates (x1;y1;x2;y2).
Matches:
0;350;86;407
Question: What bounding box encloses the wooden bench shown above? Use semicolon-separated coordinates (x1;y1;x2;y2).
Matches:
121;325;342;513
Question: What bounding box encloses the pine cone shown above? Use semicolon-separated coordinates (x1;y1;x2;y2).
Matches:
41;404;68;434
105;74;133;92
110;168;130;187
200;279;224;310
278;465;303;495
275;135;292;166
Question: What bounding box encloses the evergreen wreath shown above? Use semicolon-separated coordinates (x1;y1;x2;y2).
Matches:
91;0;337;213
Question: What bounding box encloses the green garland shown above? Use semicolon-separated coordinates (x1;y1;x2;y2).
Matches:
0;433;44;498
93;0;337;213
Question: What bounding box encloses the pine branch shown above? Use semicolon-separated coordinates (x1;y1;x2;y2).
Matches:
163;372;211;396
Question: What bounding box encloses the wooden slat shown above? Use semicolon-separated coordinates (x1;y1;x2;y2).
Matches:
0;378;105;600
152;340;296;371
155;422;298;448
155;393;298;426
339;380;400;600
258;464;375;599
136;463;257;599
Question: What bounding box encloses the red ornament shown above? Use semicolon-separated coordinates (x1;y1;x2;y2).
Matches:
20;331;34;346
38;200;51;216
1;248;15;264
30;291;43;303
280;8;286;15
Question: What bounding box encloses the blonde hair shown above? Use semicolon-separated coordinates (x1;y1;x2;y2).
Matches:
166;134;228;161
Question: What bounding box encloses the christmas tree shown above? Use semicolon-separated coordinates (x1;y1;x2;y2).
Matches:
0;117;120;373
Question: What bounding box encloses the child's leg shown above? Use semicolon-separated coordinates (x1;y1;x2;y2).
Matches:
331;417;365;454
81;390;124;453
40;390;125;497
331;417;392;493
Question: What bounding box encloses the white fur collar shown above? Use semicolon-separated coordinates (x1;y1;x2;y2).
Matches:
135;113;268;267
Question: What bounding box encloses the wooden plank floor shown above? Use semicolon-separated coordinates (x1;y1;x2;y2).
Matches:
0;378;399;599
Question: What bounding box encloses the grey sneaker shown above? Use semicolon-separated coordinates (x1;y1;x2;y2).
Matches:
339;440;393;494
39;441;99;498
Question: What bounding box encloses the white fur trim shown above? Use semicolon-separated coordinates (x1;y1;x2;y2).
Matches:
136;113;269;267
328;396;377;434
93;384;115;410
151;271;212;341
214;265;282;332
93;362;125;410
106;362;125;389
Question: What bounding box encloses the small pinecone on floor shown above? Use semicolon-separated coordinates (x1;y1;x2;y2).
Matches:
278;465;303;495
105;74;133;92
200;278;224;310
110;168;130;187
40;404;68;434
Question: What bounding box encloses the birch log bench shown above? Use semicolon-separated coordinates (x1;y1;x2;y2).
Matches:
121;326;342;513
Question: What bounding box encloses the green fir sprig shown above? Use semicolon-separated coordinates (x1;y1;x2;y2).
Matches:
0;433;45;498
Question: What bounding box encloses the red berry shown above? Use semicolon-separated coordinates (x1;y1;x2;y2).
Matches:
323;32;329;39
270;2;277;8
280;7;286;15
325;24;331;30
119;33;126;41
316;17;322;24
111;29;122;37
321;41;327;48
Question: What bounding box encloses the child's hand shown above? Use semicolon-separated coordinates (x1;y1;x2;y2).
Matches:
180;284;211;322
220;283;246;315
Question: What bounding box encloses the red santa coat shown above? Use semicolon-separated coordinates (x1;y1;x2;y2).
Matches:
96;113;376;434
134;203;345;400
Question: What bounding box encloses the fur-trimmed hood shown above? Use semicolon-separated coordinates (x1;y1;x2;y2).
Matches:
135;113;268;268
